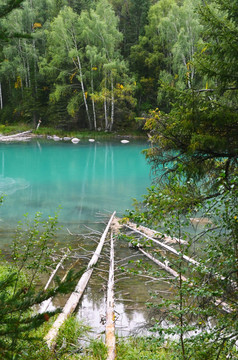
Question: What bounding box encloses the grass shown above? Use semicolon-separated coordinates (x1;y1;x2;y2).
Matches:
0;123;31;135
0;123;147;139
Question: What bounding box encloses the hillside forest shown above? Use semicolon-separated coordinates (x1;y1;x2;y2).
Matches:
0;0;236;134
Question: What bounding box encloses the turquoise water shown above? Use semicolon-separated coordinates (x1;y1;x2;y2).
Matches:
0;138;163;334
0;139;151;239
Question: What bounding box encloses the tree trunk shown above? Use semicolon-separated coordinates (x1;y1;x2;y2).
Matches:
109;74;114;131
138;246;187;281
125;224;198;265
39;250;70;314
45;211;116;349
75;55;92;129
137;246;231;313
91;73;97;130
104;96;108;130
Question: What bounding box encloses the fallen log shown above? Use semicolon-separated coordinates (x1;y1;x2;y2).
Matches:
61;258;80;283
138;246;187;282
126;220;188;245
44;250;70;292
105;233;116;360
44;211;116;348
125;224;198;265
136;246;231;313
126;224;237;289
0;130;32;141
39;250;70;314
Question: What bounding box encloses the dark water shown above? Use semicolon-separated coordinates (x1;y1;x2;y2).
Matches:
0;138;160;335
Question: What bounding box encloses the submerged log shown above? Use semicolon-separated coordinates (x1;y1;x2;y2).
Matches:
44;250;70;292
137;247;231;313
39;250;70;314
126;220;188;245
125;224;198;265
45;211;116;348
105;233;116;360
138;246;187;282
126;223;237;289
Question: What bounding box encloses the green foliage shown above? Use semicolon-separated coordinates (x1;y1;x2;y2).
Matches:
0;212;84;359
196;0;238;87
130;0;203;113
54;317;91;359
127;182;238;359
117;336;172;360
0;0;26;41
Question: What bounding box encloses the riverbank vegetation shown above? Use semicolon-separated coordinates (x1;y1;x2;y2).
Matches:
124;0;238;358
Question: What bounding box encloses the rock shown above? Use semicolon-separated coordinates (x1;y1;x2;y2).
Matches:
71;137;80;144
89;139;95;142
53;135;61;141
121;139;130;144
63;137;71;141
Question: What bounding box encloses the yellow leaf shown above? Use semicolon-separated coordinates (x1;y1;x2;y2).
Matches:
14;76;22;89
69;71;77;83
33;22;42;29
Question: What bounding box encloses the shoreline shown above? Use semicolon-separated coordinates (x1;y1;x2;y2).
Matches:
0;124;148;141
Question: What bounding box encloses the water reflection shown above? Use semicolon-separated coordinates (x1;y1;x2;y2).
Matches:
76;292;149;337
0;140;154;334
0;175;30;195
0;151;30;195
0;140;150;231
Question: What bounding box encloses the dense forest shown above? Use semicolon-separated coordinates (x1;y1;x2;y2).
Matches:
0;0;238;359
0;0;236;133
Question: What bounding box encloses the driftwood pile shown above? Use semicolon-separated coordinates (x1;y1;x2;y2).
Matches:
0;130;33;142
41;214;232;358
44;212;117;360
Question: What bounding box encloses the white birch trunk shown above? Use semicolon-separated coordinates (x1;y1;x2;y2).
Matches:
76;55;92;129
91;74;97;130
26;48;31;88
104;96;108;130
109;74;114;131
45;211;116;349
104;74;109;130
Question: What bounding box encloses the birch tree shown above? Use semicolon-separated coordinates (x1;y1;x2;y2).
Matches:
40;6;92;128
0;0;49;123
79;0;132;130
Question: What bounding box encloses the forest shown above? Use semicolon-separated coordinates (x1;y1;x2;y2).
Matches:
1;0;236;133
0;0;238;359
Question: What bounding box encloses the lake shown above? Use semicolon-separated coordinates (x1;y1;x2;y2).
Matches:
0;138;158;336
0;138;151;240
